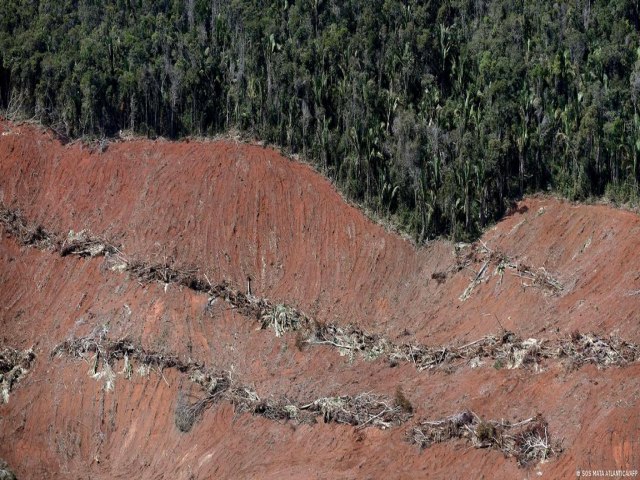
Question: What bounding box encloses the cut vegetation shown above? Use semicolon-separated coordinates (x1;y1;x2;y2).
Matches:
409;411;562;466
456;241;563;301
53;333;412;433
52;332;554;468
4;207;635;378
0;347;35;403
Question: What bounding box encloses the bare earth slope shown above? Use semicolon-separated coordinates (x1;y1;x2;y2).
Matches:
0;120;639;479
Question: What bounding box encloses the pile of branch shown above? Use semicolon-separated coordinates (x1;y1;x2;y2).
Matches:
8;206;633;376
306;326;518;369
108;251;315;337
409;411;562;466
122;258;200;287
2;205;312;337
174;391;205;432
209;282;271;320
113;255;311;336
0;204;118;259
60;229;117;257
0;346;36;403
456;242;563;300
177;385;412;433
55;332;231;433
53;334;565;468
0;458;17;480
53;332;228;430
175;370;233;432
393;332;549;371
233;391;413;429
307;323;390;360
244;397;308;422
260;304;307;337
307;325;639;372
0;205;57;249
52;331;200;376
301;393;411;429
54;334;411;433
215;389;412;430
559;332;639;368
107;254;223;298
512;264;563;293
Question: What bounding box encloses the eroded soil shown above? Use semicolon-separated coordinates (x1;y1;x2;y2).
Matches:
1;120;639;479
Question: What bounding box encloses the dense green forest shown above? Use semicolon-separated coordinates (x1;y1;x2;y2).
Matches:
1;0;640;240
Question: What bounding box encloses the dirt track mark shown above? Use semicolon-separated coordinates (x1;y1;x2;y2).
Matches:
3;204;638;375
0;202;309;328
53;332;412;432
52;333;560;467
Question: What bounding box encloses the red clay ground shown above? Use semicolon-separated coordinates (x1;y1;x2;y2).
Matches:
0;120;639;479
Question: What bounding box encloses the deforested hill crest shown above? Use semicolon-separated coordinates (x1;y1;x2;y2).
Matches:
2;0;640;478
1;120;640;479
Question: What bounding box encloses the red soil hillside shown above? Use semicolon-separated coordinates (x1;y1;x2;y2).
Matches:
1;120;639;479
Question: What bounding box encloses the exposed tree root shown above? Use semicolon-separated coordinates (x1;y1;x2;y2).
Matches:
409;411;562;466
0;346;36;403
